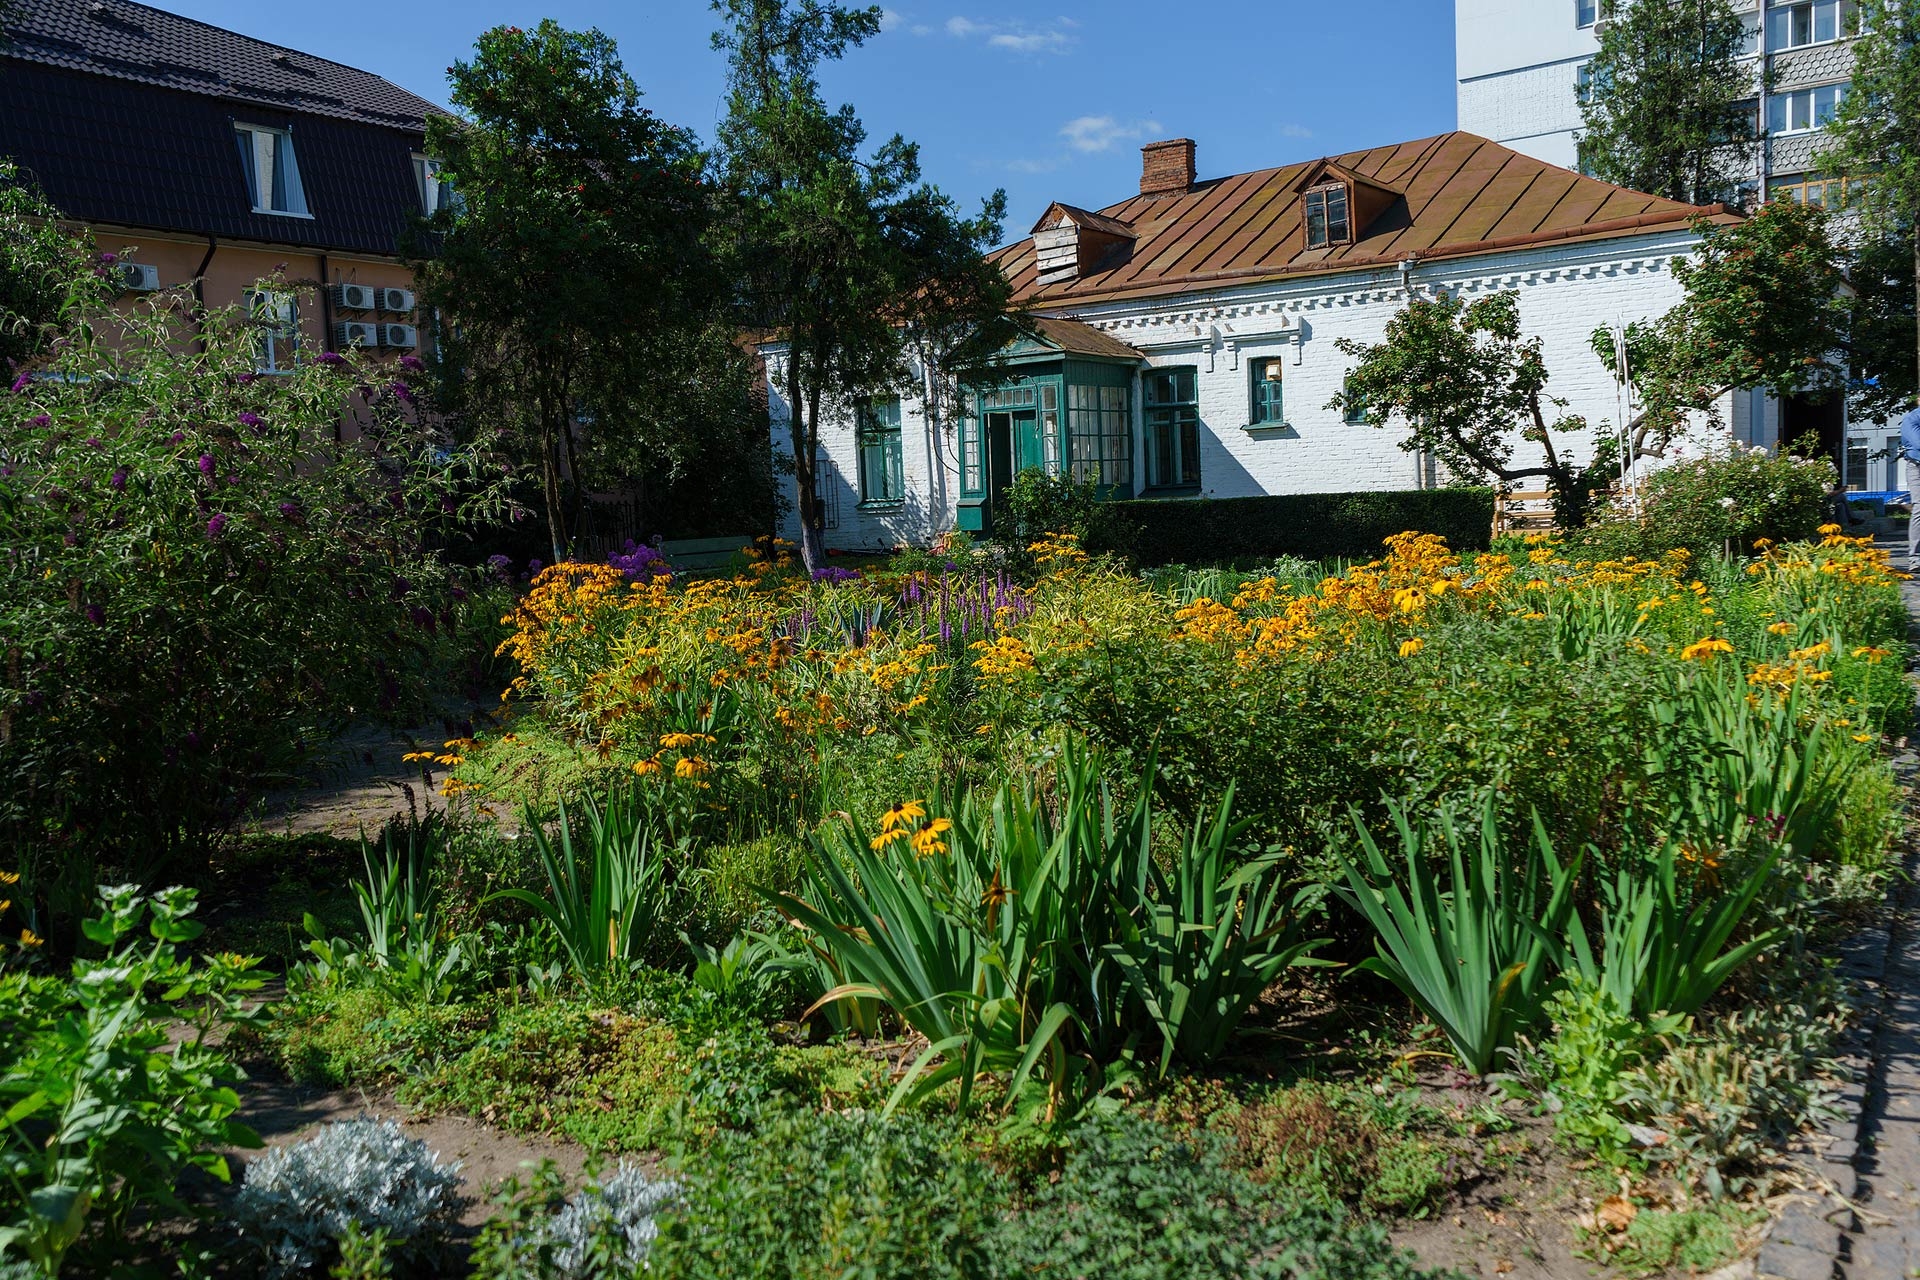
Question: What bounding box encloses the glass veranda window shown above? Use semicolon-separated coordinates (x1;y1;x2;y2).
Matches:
1067;384;1130;487
1144;367;1200;490
247;289;298;373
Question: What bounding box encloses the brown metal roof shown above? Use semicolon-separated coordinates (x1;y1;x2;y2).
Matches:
1023;316;1145;361
993;132;1733;308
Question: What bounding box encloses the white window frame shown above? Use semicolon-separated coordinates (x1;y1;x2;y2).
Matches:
1576;0;1599;29
412;154;456;217
233;123;311;218
246;288;300;373
1766;82;1849;135
1766;0;1860;51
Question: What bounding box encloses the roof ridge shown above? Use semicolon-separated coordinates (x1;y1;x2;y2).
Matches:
65;0;426;91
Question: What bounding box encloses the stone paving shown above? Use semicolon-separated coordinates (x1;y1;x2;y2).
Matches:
1757;568;1920;1280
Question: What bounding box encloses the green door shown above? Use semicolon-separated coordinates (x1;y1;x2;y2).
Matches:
1012;410;1045;475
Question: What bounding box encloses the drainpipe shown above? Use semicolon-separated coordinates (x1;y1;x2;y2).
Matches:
189;233;218;353
318;252;335;353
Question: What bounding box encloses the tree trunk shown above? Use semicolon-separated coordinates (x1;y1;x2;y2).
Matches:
786;355;826;576
540;412;567;567
560;409;586;561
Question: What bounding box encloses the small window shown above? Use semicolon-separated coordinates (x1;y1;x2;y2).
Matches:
1576;62;1594;103
1576;0;1597;26
1304;184;1351;249
413;155;451;216
1342;374;1378;425
1249;358;1284;426
1144;367;1200;490
1767;83;1849;135
234;124;308;216
856;396;904;507
247;288;298;373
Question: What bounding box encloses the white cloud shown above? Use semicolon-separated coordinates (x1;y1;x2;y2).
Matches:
1277;123;1313;139
1059;115;1164;153
944;15;1075;54
879;8;905;30
1006;156;1064;174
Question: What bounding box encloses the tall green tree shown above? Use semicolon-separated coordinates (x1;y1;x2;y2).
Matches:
411;22;723;564
1331;202;1850;521
0;160;96;371
710;0;1017;574
1818;0;1920;415
1578;0;1761;206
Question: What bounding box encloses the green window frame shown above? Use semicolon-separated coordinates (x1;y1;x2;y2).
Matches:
1304;184;1350;248
1144;367;1200;491
1249;358;1284;425
857;396;904;507
1067;383;1131;488
1341;373;1378;425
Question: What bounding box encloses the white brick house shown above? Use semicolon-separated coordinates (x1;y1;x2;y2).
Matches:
764;132;1746;551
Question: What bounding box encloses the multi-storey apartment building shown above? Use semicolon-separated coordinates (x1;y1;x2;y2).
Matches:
1457;0;1889;490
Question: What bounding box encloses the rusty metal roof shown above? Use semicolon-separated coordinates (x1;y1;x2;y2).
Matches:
994;132;1732;307
1020;316;1145;361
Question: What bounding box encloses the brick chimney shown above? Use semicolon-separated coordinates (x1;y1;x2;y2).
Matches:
1140;139;1196;197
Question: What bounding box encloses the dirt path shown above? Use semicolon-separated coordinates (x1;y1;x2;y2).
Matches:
251;722;457;840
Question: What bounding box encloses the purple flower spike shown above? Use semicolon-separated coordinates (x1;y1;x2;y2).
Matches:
84;604;105;626
278;501;299;520
9;372;31;394
317;351;346;366
169;431;185;445
238;411;262;428
110;467;128;491
28;414;48;428
197;454;215;477
97;251;118;265
205;512;228;538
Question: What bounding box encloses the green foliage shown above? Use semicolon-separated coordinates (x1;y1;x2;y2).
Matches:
0;271;507;898
1221;1082;1455;1218
1571;444;1833;561
1531;977;1681;1156
296;822;469;1005
1331;291;1605;520
650;1111;1004;1280
1333;803;1582;1075
1818;0;1920;408
415;21;742;561
487;789;668;981
1602;201;1853;449
990;1114;1439;1280
1581;1198;1763;1276
1114;487;1496;566
993;468;1135;575
1576;0;1760;205
0;886;263;1274
0;162;98;370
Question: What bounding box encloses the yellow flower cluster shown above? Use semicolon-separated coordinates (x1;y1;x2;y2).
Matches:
971;634;1036;681
870;799;953;857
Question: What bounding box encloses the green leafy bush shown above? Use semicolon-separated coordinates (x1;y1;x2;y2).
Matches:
1109;487;1495;566
1572;445;1833;562
0;886;263;1274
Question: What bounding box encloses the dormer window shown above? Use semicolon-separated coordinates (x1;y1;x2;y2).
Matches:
234;123;308;216
413;155;459;217
1304;183;1350;248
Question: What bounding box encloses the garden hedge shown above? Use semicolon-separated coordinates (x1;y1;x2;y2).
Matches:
1103;487;1496;566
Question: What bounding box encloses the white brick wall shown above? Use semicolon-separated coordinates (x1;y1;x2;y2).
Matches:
768;228;1739;551
1457;65;1585;168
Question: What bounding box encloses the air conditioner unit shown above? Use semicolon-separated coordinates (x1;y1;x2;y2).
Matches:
118;262;161;292
330;282;377;311
377;287;415;313
333;321;379;348
380;324;419;349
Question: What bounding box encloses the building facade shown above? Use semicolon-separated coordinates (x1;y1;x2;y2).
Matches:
1457;0;1885;489
767;133;1740;552
0;0;450;369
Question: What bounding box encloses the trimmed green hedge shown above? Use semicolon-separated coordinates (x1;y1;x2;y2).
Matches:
1102;488;1496;566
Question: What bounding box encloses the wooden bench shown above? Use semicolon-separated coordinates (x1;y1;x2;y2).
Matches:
1492;489;1557;539
660;535;755;571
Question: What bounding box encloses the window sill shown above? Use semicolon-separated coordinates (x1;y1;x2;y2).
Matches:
250;207;316;220
858;500;905;512
1241;420;1296;436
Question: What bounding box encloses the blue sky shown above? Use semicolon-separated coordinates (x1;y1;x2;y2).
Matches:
167;0;1458;246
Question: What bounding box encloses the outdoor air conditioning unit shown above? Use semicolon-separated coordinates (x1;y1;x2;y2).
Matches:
333;321;380;348
377;287;415;313
330;282;377;311
118;262;161;292
380;323;419;349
